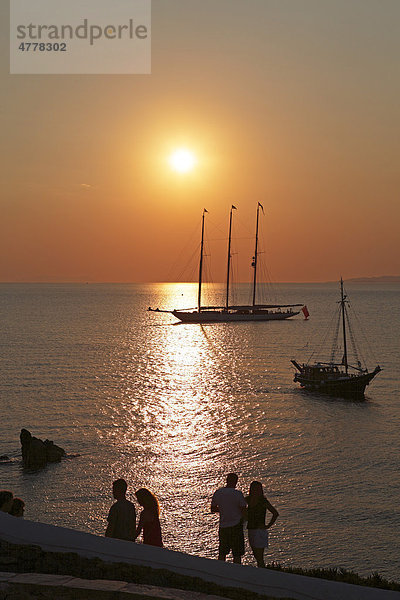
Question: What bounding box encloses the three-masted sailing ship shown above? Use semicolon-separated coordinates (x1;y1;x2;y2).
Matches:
149;203;305;323
291;279;381;398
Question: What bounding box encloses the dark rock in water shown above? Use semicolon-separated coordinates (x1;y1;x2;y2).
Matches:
20;429;46;468
20;429;65;469
44;439;65;463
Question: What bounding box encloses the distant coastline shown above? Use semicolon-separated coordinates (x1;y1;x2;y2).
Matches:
344;276;400;284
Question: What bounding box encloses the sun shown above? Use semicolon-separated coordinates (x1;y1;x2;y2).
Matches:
169;148;197;173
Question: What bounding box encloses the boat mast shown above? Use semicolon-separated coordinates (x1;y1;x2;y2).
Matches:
340;277;349;374
225;205;236;309
252;202;263;308
198;209;207;312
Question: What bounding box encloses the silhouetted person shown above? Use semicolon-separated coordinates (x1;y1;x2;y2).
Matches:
0;490;13;513
246;480;279;568
135;488;163;547
105;479;136;541
9;497;25;518
211;473;246;564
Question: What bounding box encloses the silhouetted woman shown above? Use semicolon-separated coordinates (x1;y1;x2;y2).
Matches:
246;481;279;568
9;497;25;517
135;488;163;547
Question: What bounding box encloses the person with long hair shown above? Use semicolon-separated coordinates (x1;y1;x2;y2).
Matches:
9;497;25;517
135;488;163;547
246;480;279;568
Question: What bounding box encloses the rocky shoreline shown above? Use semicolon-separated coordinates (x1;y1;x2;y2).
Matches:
1;540;399;599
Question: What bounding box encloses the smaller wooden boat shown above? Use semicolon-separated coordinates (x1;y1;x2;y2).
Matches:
291;279;381;399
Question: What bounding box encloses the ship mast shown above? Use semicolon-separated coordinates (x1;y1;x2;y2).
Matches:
340;277;349;374
225;205;236;310
197;209;207;312
252;202;263;308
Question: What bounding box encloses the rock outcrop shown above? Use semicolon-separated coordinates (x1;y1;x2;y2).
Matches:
20;429;65;469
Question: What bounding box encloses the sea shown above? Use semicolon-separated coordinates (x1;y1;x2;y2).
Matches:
0;282;399;581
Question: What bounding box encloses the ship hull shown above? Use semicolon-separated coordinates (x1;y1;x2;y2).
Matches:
293;367;381;399
172;310;300;323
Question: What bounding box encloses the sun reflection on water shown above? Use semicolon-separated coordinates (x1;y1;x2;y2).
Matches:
103;284;246;555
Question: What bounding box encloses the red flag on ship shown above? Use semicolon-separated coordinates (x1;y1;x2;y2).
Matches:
302;305;310;320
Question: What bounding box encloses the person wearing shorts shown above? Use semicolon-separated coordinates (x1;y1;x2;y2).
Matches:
246;480;279;568
211;473;247;564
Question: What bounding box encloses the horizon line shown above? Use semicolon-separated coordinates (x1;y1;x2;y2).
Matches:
1;276;399;285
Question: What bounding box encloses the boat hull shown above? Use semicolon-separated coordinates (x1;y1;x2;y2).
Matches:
293;367;381;399
172;310;300;323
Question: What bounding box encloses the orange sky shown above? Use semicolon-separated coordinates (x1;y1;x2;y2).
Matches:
1;0;399;282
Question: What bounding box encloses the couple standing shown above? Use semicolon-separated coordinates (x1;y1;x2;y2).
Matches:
211;473;279;568
105;479;163;547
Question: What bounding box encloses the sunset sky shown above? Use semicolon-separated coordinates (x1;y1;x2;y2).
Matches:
1;0;399;283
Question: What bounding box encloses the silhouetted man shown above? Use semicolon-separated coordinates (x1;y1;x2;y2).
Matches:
211;473;247;564
105;478;136;541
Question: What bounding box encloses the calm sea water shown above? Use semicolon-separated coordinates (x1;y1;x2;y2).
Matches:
0;282;399;580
